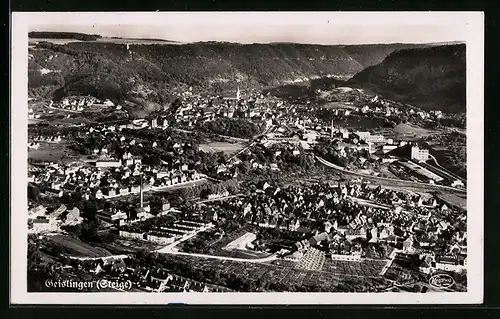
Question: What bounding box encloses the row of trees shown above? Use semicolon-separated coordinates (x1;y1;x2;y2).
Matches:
176;178;240;201
69;126;228;178
239;144;317;173
199;118;262;139
313;138;377;169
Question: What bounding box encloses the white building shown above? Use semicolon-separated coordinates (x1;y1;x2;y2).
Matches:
410;145;429;162
29;217;59;233
93;160;122;168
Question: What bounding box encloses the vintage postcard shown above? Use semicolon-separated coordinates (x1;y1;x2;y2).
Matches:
11;11;484;304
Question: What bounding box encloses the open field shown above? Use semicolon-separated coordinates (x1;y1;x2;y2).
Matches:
393;123;436;136
104;179;208;204
179;227;271;260
30;37;184;46
330;116;388;130
28;142;80;164
448;127;466;135
223;232;256;251
434;192;467;211
159;253;390;292
214;248;271;260
47;235;112;258
378;165;401;179
322;259;388;278
377;123;438;140
321;101;358;110
95;237;164;255
30;38;83;45
198;141;246;155
28;119;45;125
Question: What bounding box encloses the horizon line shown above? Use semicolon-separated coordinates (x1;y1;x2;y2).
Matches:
27;32;466;46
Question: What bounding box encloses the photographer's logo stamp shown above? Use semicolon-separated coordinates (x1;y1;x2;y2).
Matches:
429;274;455;289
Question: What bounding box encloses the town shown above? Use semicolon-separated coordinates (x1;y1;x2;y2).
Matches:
28;84;467;293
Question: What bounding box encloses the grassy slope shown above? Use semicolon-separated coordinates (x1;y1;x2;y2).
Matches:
348;44;466;113
28;41;427;105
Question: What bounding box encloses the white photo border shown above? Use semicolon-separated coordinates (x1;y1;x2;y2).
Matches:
11;11;484;305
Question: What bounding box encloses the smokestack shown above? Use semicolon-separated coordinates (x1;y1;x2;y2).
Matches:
330;119;333;138
140;174;144;208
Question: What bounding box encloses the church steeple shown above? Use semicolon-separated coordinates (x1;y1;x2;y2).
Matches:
236;86;241;100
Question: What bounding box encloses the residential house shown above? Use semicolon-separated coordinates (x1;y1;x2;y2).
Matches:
97;208;128;226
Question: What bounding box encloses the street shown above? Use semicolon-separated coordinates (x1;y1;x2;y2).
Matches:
196;194;245;204
155;224;278;264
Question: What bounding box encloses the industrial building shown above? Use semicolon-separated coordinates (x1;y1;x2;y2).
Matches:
410;145;429;162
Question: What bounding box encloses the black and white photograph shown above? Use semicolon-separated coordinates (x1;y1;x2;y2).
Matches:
11;12;483;304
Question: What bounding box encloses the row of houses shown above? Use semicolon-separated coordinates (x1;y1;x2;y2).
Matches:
117;218;211;244
28;205;82;233
68;255;232;292
97;199;171;226
33;135;62;143
204;182;466;262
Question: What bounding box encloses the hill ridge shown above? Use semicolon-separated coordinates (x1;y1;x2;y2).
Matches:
348;44;466;112
28;41;463;113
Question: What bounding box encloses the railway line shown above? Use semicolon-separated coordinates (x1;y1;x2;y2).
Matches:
315;156;466;195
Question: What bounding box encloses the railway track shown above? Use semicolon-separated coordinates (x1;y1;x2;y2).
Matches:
315;156;466;195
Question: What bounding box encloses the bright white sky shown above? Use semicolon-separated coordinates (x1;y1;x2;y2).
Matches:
28;12;471;45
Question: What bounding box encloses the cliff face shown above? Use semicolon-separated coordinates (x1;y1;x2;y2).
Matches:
28;40;428;104
348;44;466;113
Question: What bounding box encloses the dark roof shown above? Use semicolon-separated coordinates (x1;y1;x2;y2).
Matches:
436;255;460;265
33;218;49;223
188;281;206;292
150;267;170;280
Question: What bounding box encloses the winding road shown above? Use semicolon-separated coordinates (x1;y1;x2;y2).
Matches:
156;247;278;264
196;194;245;204
227;125;275;162
154;224;278;264
427;154;466;183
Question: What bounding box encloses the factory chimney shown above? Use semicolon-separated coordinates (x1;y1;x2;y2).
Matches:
330;119;334;138
140;174;144;208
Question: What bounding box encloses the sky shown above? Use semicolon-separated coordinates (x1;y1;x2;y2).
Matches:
27;12;471;45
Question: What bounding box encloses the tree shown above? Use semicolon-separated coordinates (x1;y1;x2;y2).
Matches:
28;184;40;203
80;219;99;242
144;154;161;167
27;241;42;272
224;179;240;194
179;187;195;200
82;200;99;221
238;161;250;174
200;188;212;199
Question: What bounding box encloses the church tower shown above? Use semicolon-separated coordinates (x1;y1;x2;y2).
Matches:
236;86;241;100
